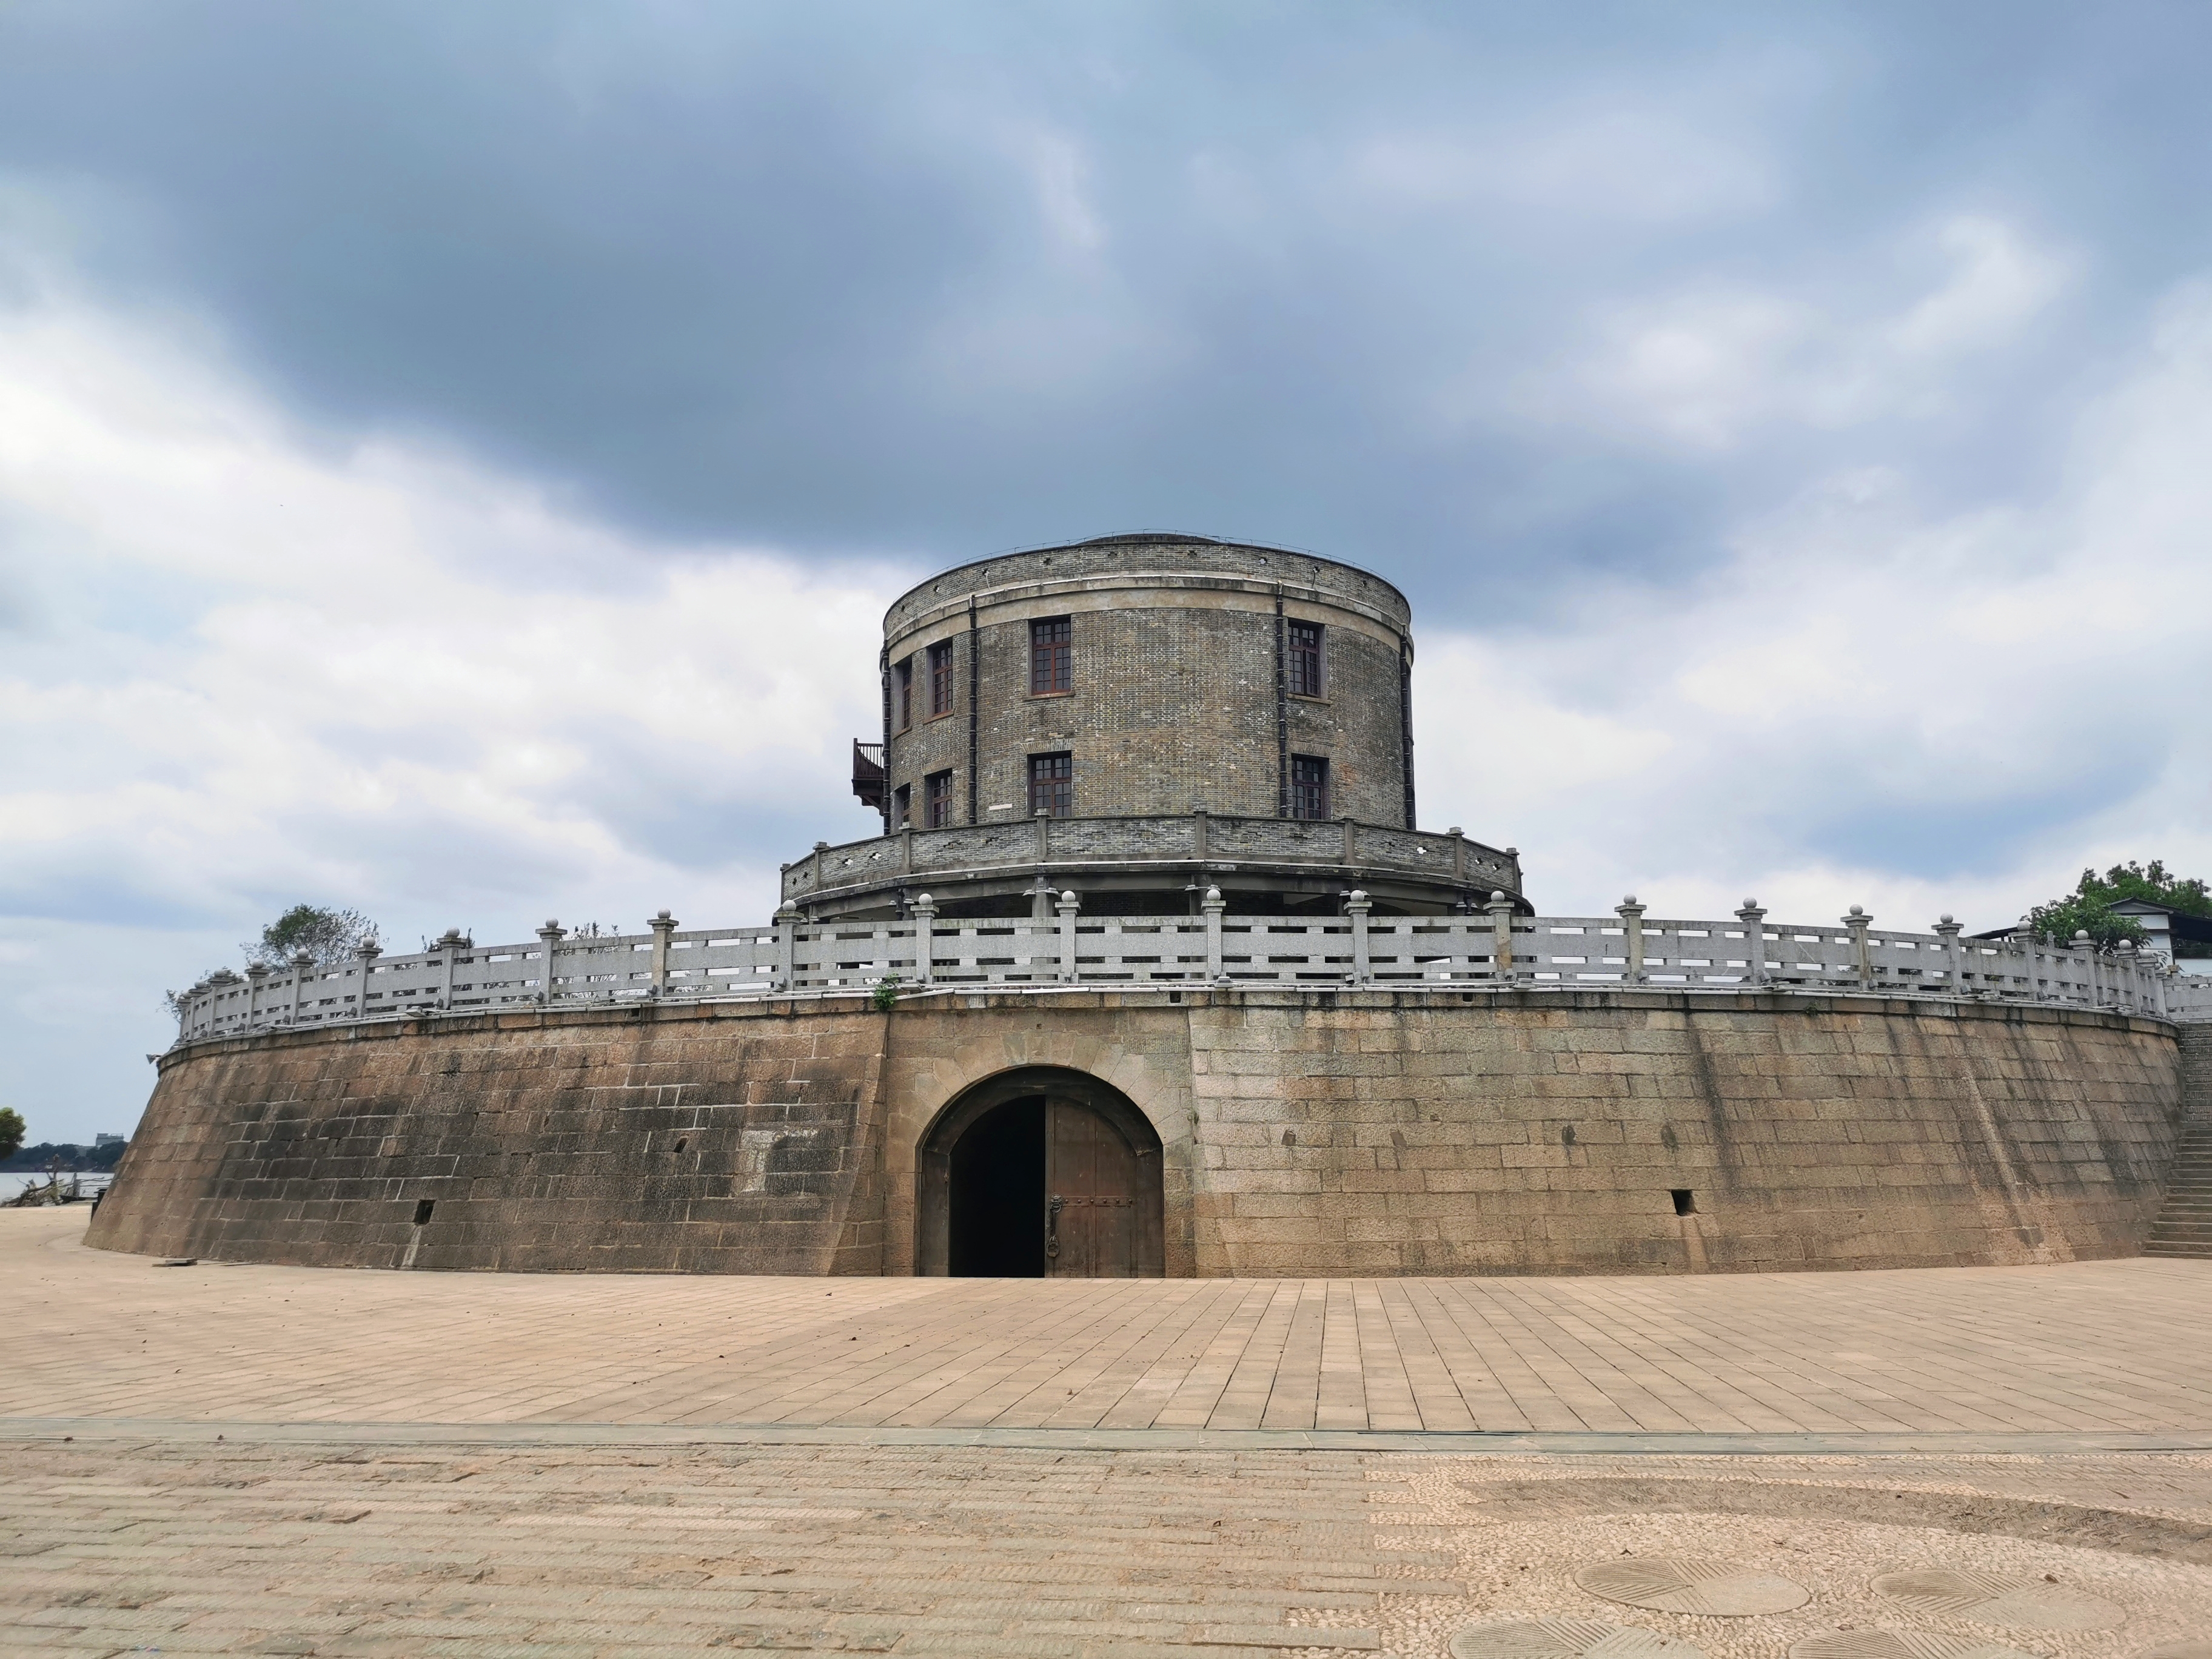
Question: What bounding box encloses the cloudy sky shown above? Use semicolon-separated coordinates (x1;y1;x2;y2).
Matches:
4;2;2209;1144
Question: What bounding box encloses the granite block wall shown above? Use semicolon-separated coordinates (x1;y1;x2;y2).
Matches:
90;989;2188;1278
89;1001;889;1274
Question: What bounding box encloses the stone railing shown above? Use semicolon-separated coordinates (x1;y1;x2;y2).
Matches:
780;812;1521;904
170;895;2212;1046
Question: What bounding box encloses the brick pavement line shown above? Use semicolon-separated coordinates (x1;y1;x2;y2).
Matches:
1041;1282;1269;1430
1097;1283;1272;1429
563;1277;1096;1426
1387;1279;1527;1430
1205;1282;1305;1431
812;1280;1216;1427
1314;1282;1373;1431
1258;1281;1331;1431
531;1277;1062;1424
1410;1279;1598;1432
1528;1276;1874;1435
1418;1281;1608;1432
1362;1282;1473;1433
1877;1273;2212;1427
1471;1285;1717;1433
1344;1282;1422;1432
1546;1273;1993;1433
1521;1282;1902;1433
1148;1282;1286;1429
1594;1283;1942;1434
969;1281;1240;1430
836;1279;1213;1429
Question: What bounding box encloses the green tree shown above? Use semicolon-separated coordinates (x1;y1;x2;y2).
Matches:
0;1108;23;1162
244;905;380;970
2029;860;2212;950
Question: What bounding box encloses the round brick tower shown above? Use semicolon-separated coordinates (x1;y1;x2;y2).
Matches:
819;532;1521;919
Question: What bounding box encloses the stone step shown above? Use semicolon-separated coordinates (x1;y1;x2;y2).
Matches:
2143;1242;2212;1258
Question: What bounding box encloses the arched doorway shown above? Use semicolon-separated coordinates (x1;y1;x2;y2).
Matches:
917;1067;1165;1278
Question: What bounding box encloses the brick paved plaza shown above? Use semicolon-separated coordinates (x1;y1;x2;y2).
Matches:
6;1208;2212;1655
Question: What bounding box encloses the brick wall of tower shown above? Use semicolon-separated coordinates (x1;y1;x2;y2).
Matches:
879;539;1414;829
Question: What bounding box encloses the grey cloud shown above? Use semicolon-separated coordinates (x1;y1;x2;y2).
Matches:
7;2;2212;625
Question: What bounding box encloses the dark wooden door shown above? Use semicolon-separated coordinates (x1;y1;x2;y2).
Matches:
1044;1096;1140;1278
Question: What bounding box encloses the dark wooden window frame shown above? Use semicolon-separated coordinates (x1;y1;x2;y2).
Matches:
896;658;914;729
1029;616;1073;695
924;769;956;828
1027;751;1073;817
1289;753;1330;820
928;640;955;718
1287;620;1325;699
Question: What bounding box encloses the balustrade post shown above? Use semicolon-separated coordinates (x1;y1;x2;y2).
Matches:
2153;958;2171;1019
537;920;566;1005
244;963;267;1029
1346;889;1372;984
1735;899;1768;987
290;950;312;1025
2114;940;2137;1012
434;928;468;1008
1932;914;1963;995
1616;895;1647;984
649;910;677;997
900;823;913;874
2073;931;2100;1007
773;902;800;993
1056;888;1082;982
2017;915;2040;1000
1203;885;1227;984
353;942;380;1021
1844;906;1872;990
1447;826;1466;883
912;893;936;987
1485;890;1517;982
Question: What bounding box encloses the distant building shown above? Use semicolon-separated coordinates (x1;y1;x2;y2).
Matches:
2106;899;2212;974
93;1133;124;1147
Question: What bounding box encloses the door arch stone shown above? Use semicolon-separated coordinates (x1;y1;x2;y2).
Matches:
916;1067;1165;1278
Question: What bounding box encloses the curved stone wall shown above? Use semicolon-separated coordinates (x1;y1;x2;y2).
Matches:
89;988;2185;1277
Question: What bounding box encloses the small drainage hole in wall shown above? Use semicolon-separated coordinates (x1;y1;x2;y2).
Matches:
1671;1189;1697;1216
674;1137;688;1153
412;1199;436;1227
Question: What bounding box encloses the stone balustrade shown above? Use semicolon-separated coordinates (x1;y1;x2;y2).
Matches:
169;894;2212;1045
779;812;1521;906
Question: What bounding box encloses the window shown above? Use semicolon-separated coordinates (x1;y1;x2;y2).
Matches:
1289;754;1330;820
1028;751;1072;817
1030;616;1072;694
1287;620;1324;697
924;769;955;828
892;783;911;829
896;659;913;729
928;640;954;717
